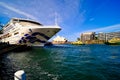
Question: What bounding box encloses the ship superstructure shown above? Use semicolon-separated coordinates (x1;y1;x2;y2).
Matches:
0;18;61;46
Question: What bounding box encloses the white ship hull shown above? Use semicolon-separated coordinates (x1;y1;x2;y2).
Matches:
0;18;61;46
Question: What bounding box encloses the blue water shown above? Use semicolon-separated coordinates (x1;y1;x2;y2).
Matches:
0;44;120;80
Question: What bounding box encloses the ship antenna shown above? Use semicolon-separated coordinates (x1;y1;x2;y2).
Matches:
55;12;58;26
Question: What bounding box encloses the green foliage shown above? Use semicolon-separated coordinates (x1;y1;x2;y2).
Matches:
0;30;3;34
77;37;80;41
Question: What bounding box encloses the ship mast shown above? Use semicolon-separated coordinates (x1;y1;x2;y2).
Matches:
55;12;58;26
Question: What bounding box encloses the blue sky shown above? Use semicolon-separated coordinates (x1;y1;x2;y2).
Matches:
0;0;120;41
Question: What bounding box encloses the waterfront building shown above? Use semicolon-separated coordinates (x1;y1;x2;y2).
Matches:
98;32;106;41
98;31;120;42
106;31;120;41
81;32;95;43
52;36;67;44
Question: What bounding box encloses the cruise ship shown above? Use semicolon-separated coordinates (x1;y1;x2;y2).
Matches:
0;18;61;46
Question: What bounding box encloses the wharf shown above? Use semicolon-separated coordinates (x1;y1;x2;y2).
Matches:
0;42;31;55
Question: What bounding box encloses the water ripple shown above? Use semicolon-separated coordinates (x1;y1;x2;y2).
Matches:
0;44;120;80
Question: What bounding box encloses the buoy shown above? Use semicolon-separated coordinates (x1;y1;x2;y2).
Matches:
14;70;26;80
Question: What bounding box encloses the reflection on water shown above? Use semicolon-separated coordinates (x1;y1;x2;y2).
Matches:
0;44;120;80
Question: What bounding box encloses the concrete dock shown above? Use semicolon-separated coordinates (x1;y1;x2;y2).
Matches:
0;42;31;54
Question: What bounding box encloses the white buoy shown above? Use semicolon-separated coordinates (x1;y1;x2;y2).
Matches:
14;70;26;80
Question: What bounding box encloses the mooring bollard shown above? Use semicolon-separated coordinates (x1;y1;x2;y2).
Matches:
14;70;26;80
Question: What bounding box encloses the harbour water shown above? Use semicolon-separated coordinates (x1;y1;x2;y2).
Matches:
0;44;120;80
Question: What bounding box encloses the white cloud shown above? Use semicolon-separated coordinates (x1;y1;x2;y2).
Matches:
67;24;120;41
0;0;84;25
81;24;120;33
89;18;94;21
0;2;38;20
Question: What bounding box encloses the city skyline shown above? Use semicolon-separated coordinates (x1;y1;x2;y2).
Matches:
0;0;120;41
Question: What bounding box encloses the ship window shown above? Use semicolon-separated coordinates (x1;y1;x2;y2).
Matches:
14;32;19;35
21;33;24;35
8;34;12;37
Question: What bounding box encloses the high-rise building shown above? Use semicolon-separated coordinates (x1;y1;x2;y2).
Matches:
81;32;95;43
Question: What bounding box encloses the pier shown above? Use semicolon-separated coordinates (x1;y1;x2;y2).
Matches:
0;42;31;55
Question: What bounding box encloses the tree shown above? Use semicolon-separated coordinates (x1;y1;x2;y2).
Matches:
95;36;98;40
0;30;3;34
0;22;4;34
77;37;80;41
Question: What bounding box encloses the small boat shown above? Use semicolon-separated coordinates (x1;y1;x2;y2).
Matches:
71;41;85;45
